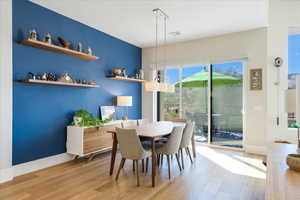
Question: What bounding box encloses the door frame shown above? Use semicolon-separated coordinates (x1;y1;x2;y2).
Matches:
158;59;248;151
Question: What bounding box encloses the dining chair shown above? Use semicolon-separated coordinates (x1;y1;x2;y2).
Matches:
115;128;151;186
121;120;138;128
179;121;195;169
155;126;184;179
137;119;149;126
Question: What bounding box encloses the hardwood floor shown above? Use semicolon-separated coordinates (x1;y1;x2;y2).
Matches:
0;146;266;200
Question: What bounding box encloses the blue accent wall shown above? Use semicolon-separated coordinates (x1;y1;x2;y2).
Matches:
13;0;141;165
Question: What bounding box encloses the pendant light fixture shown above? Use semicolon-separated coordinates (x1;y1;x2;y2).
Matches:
144;8;161;92
158;9;170;93
145;8;174;93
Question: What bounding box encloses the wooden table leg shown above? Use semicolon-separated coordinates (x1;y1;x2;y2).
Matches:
110;133;118;176
151;138;156;187
191;134;196;158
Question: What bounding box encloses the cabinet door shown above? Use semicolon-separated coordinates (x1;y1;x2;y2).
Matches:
83;126;115;154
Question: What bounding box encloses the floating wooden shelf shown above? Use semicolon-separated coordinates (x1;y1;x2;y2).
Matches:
20;39;99;60
19;79;100;88
107;76;145;83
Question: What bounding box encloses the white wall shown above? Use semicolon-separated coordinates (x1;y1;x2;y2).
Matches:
142;28;268;154
0;0;13;183
266;0;300;143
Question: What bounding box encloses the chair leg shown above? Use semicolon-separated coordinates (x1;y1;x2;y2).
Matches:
116;158;126;181
186;147;193;164
161;154;164;167
175;153;182;171
146;157;149;173
180;148;184;169
133;160;135;173
142;159;145;172
136;160;140;186
167;155;171;180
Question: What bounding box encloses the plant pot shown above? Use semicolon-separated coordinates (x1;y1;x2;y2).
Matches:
73;116;83;126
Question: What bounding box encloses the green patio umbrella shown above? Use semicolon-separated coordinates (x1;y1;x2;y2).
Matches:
174;70;242;115
175;70;242;88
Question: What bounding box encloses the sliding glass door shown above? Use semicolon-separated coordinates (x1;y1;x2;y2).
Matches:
160;61;244;148
211;62;243;148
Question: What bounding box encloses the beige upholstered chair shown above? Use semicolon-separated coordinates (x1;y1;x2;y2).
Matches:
137;119;149;126
121;120;138;128
179;121;195;169
115;128;151;186
155;126;184;179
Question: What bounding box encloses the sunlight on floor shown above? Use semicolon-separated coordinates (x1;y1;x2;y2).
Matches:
197;147;266;179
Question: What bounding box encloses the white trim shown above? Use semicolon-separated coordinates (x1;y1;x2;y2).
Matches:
244;145;267;155
13;153;73;177
0;0;13;183
0;167;14;184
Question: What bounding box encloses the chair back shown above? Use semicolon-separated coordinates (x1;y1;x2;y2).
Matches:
137;119;149;126
116;128;145;160
180;121;195;148
121;120;138;128
163;126;184;154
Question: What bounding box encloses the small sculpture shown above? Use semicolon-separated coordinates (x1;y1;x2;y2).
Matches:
77;43;83;52
58;37;71;48
87;47;93;55
29;29;37;40
57;73;75;83
46;72;56;81
44;33;52;44
28;72;36;80
41;73;47;80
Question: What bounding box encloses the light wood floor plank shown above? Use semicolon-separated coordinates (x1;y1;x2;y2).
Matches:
0;146;266;200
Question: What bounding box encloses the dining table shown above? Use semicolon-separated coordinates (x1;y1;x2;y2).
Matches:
108;121;196;187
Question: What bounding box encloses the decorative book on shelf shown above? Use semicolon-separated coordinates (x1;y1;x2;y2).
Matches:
106;76;145;83
19;79;100;88
20;39;99;60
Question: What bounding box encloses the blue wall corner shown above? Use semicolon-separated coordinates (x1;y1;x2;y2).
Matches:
13;0;141;165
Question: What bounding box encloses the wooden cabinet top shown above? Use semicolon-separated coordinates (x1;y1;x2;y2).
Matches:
266;143;300;200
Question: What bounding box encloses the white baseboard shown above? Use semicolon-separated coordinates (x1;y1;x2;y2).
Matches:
0;167;14;183
13;153;73;177
244;145;267;155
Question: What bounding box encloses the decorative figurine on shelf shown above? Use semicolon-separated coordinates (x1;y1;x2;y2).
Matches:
77;43;83;52
41;73;47;80
112;69;122;76
87;47;93;55
29;29;37;40
88;80;96;85
58;37;71;48
28;72;36;80
58;73;75;83
122;68;127;78
46;72;56;81
139;69;144;80
44;33;52;44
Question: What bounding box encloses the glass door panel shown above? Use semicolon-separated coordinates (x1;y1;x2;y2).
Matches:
211;62;243;148
181;66;208;143
160;68;180;121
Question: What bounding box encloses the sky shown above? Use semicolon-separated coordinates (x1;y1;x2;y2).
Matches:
289;34;300;74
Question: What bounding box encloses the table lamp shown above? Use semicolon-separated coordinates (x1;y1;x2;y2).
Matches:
116;96;132;120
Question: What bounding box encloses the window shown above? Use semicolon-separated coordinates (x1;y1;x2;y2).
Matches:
288;34;300;127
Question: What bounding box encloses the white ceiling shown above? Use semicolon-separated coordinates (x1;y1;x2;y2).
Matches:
31;0;268;48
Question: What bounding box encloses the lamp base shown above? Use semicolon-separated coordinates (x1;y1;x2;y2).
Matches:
122;116;128;120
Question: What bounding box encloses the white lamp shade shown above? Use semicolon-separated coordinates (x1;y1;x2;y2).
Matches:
116;96;132;107
168;84;175;93
159;82;169;92
144;81;159;92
